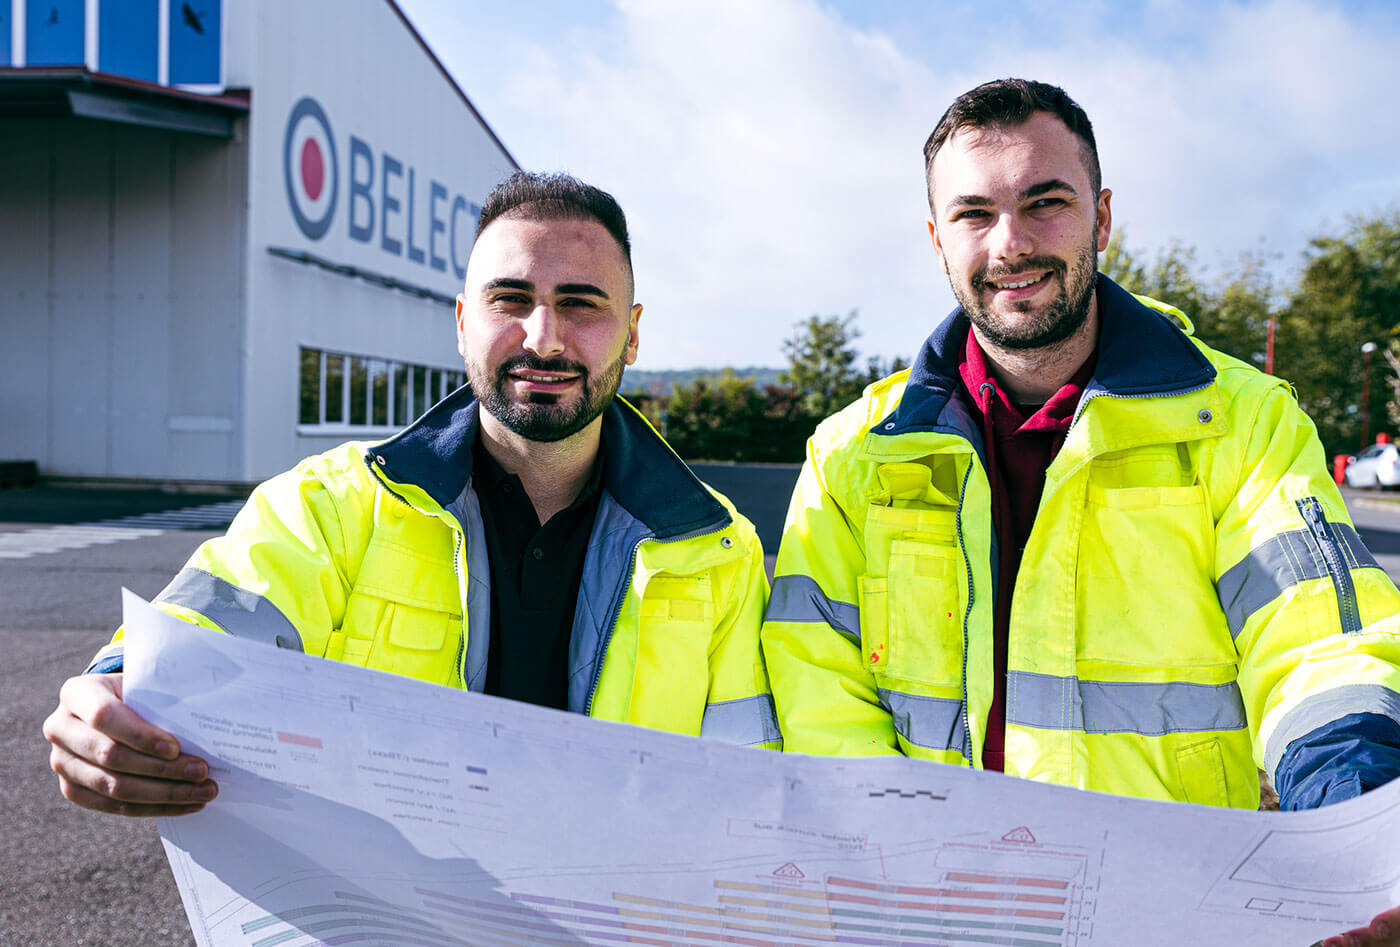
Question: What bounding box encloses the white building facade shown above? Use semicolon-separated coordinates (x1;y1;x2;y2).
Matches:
0;0;517;483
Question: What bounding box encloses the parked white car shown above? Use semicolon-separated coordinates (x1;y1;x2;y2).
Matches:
1345;442;1400;489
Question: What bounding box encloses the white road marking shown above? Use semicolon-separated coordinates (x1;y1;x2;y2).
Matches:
0;500;245;561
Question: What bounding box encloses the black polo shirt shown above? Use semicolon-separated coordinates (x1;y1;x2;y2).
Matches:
472;436;604;710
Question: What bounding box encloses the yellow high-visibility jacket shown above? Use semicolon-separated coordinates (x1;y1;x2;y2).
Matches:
762;276;1400;807
91;393;781;749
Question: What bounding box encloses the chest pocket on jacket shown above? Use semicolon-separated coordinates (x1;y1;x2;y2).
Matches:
1075;457;1233;668
630;574;714;726
335;538;463;686
641;575;715;624
860;505;965;687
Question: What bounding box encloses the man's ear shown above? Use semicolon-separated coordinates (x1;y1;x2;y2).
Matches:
1095;188;1113;252
927;218;949;274
455;295;468;358
625;304;642;366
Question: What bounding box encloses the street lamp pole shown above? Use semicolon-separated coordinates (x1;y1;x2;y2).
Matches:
1361;341;1378;449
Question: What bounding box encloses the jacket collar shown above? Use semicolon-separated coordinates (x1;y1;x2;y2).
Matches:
879;273;1216;436
370;388;729;539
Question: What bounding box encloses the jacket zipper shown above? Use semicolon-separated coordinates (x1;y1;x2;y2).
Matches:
1297;497;1363;634
452;529;468;686
953;460;976;764
584;519;732;716
1069;381;1214;428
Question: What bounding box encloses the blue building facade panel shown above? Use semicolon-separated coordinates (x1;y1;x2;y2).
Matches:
26;0;86;66
99;0;159;82
169;0;220;85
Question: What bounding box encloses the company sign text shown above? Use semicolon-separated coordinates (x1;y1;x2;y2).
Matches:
283;96;482;279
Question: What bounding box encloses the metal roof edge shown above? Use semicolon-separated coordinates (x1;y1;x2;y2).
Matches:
384;0;522;172
0;66;251;111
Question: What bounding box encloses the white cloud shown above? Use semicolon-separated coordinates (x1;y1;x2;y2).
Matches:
471;0;950;368
979;0;1400;277
400;0;1400;368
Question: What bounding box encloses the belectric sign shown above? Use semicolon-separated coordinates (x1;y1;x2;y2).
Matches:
282;96;482;279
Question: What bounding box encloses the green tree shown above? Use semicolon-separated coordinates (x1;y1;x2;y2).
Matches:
1279;211;1400;454
1101;233;1279;372
622;390;668;433
1105;214;1400;456
664;310;907;462
1098;231;1145;288
1383;340;1400;436
1101;234;1210;331
1186;250;1282;373
664;371;766;462
664;372;820;463
755;384;822;462
865;353;909;384
780;311;868;418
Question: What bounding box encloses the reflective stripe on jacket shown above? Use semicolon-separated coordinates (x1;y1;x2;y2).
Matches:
92;391;781;749
762;274;1400;806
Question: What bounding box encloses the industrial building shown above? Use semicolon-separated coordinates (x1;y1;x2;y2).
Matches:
0;0;518;483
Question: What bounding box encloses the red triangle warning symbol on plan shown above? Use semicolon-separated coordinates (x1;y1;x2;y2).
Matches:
773;862;805;879
1002;826;1037;844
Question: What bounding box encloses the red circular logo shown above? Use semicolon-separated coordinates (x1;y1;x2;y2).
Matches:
283;97;338;240
300;138;324;202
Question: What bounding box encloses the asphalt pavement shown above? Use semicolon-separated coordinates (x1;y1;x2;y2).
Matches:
4;479;1400;944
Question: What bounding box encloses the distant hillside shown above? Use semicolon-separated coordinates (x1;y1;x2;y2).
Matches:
621;366;783;396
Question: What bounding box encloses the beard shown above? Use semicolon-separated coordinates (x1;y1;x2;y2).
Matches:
468;344;628;443
952;238;1098;351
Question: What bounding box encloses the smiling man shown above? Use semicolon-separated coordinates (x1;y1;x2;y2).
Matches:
45;171;779;820
761;79;1400;944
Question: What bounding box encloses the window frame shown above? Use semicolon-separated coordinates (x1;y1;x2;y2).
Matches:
296;345;462;436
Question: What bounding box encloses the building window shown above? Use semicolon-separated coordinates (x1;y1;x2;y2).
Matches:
348;357;368;426
299;348;321;424
298;346;463;430
414;365;429;415
393;364;412;427
369;359;390;427
325;354;345;423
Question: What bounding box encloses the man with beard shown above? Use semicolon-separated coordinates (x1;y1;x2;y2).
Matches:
45;171;779;820
762;78;1400;945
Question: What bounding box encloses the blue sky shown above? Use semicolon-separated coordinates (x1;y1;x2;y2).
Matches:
396;0;1400;369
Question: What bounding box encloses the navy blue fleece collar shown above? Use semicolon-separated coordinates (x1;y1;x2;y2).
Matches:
880;273;1216;435
371;388;728;539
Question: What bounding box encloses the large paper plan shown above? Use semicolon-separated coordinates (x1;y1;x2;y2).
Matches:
120;591;1400;946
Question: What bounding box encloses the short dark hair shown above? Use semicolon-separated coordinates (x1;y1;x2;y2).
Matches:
923;78;1100;209
475;171;633;272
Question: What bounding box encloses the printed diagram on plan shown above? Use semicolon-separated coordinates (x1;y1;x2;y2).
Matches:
160;763;1103;946
1199;805;1400;927
120;592;1400;947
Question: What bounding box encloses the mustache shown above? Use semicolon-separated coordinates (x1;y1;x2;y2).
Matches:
495;354;590;381
972;256;1067;291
